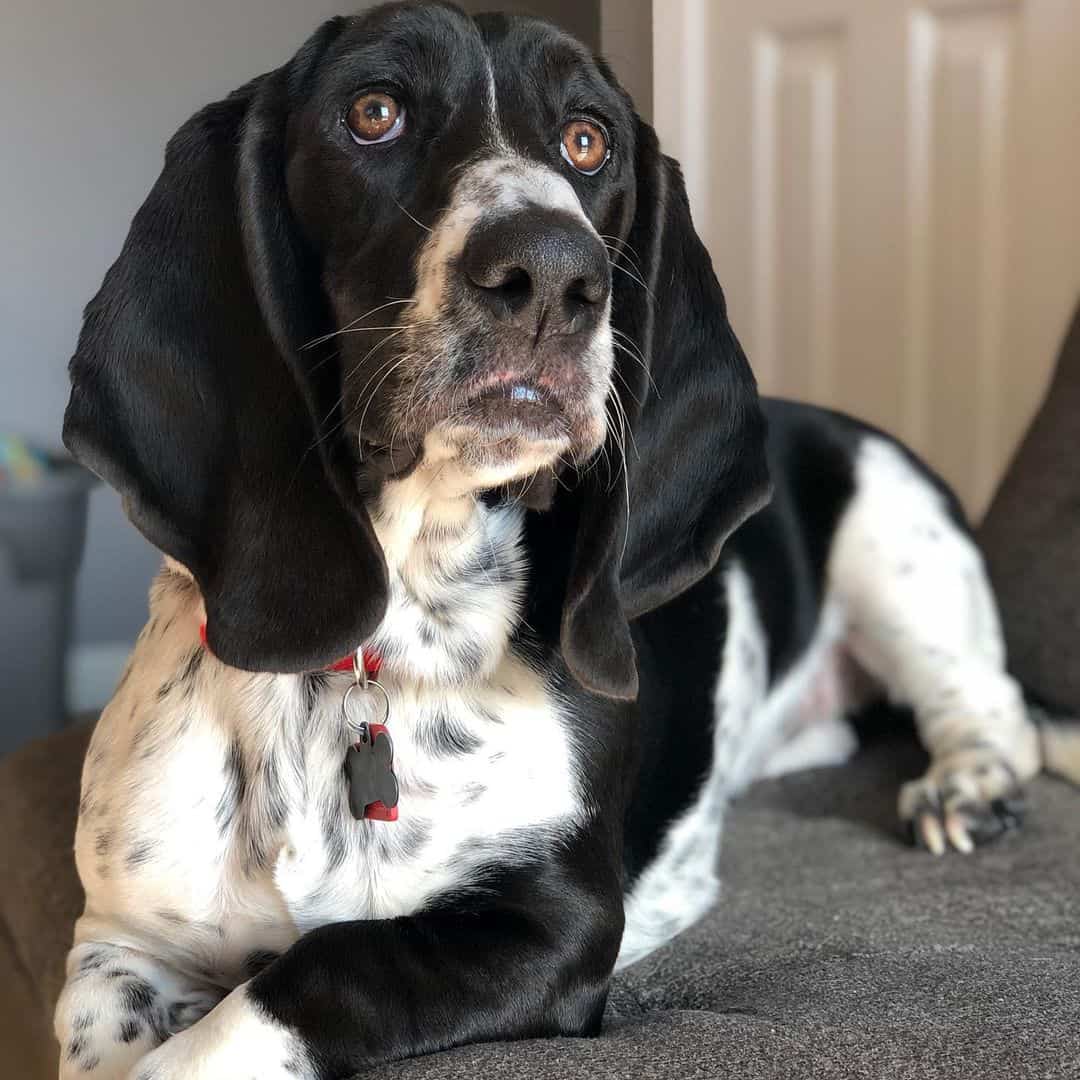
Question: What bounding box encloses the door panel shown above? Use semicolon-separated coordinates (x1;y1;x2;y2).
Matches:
654;0;1080;516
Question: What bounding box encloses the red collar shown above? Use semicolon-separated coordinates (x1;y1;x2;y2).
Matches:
198;623;382;680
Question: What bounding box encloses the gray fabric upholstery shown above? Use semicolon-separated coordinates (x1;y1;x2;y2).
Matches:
980;299;1080;716
2;726;1077;1079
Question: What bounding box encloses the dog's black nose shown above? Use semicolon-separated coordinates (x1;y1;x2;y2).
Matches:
461;210;610;339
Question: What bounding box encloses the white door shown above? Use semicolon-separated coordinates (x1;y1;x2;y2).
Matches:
654;0;1080;516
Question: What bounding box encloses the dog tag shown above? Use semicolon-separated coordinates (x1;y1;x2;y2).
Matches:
346;722;399;821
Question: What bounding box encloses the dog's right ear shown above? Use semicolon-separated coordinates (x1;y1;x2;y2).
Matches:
63;18;390;673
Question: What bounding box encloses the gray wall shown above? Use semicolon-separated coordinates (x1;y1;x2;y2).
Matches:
3;0;651;702
1;0;359;655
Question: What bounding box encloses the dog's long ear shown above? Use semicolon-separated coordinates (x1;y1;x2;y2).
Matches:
63;18;389;673
561;117;772;700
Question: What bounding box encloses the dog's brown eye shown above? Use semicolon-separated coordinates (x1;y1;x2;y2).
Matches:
560;119;609;175
347;92;405;144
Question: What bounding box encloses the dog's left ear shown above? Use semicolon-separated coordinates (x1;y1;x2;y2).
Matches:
561;116;772;700
63;19;391;673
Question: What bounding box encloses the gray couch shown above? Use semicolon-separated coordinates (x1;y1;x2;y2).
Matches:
3;303;1078;1078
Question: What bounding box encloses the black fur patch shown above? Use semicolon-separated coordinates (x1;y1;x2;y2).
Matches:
79;949;107;974
394;817;432;860
321;790;348;871
120;976;168;1042
120;977;157;1016
216;738;248;831
72;1011;95;1032
125;838;157;870
417;709;483;759
118;1017;142;1044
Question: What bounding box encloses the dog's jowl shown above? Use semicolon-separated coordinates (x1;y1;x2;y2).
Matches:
55;4;1054;1078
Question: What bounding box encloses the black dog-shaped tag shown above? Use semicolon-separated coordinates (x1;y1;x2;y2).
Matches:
345;722;399;821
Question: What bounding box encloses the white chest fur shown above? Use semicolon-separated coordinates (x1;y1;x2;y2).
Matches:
72;481;581;985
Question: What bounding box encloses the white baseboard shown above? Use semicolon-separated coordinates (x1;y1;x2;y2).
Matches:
67;641;132;714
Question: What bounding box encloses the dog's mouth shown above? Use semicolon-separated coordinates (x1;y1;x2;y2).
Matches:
459;381;569;441
355;379;571;482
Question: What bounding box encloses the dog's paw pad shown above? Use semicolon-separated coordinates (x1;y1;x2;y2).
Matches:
899;749;1025;855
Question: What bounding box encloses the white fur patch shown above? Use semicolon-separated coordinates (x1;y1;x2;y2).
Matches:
130;983;310;1080
828;436;1040;780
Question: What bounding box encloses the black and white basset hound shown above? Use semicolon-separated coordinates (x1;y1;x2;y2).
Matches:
55;4;1068;1077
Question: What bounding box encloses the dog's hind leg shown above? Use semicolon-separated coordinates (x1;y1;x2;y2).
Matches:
827;437;1041;854
54;940;222;1079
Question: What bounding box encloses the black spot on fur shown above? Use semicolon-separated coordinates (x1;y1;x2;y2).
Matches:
79;949;107;974
417;619;439;648
66;1036;87;1061
118;1018;142;1044
94;832;111;858
395;818;431;860
72;1011;95;1032
155;909;184;925
425;596;456;627
178;646;203;688
321;792;348;871
303;672;329;714
131;706;155;754
125;839;157;870
262;748;289;833
452;637;487;674
149;652;195;707
120;977;157;1017
244;949;280;977
120;977;168;1042
417;710;482;759
216;738;248;831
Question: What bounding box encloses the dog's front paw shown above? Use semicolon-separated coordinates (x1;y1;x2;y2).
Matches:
899;747;1025;855
127;984;314;1080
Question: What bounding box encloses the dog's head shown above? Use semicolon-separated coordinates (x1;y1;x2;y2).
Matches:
64;2;770;699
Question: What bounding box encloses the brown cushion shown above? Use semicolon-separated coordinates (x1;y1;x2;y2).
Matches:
0;724;88;1078
979;300;1080;715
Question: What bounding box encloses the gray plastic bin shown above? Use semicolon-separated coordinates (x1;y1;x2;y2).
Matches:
0;463;96;753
